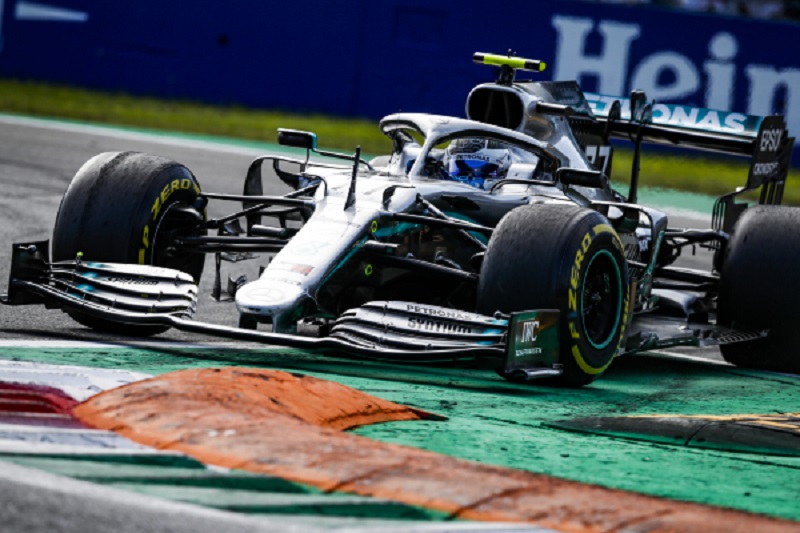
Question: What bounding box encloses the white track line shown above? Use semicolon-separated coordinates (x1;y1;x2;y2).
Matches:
0;360;152;399
0;339;269;350
641;350;732;366
0;113;279;157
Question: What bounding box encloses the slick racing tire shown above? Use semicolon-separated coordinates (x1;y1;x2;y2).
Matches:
52;151;206;335
478;203;629;386
717;205;800;374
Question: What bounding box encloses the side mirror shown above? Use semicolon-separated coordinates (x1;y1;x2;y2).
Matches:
277;129;318;150
556;167;606;189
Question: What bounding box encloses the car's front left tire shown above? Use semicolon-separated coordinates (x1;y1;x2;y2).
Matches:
52;151;206;335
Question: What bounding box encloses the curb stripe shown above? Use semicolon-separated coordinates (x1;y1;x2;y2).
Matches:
75;367;800;532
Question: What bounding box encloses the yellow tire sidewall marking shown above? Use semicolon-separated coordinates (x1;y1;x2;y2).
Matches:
567;223;628;376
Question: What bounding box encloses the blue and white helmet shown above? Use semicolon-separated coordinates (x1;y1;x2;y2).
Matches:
442;138;512;189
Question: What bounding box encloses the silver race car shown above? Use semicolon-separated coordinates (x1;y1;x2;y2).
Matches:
3;53;796;386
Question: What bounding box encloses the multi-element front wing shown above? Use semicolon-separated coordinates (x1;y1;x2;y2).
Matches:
1;241;563;381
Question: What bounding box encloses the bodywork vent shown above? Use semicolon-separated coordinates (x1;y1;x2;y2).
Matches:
466;87;524;131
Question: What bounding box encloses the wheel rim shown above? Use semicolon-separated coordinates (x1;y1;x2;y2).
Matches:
581;249;623;350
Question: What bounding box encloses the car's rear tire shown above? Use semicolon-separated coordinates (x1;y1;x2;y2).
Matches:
52;151;206;335
717;205;800;374
478;203;629;386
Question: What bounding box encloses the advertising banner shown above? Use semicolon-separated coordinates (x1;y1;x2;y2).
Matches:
0;0;797;159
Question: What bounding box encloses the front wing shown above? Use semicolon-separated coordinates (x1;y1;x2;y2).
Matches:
1;241;563;381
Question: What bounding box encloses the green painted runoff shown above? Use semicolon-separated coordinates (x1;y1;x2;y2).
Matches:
3;345;799;521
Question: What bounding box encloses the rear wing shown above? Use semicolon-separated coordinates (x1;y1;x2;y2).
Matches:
582;91;792;230
585;92;766;155
584;91;791;187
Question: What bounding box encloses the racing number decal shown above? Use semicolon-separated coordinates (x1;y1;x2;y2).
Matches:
566;224;628;375
139;179;200;264
585;145;611;176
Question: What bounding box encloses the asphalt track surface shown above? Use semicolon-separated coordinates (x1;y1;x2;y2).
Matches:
0;115;261;342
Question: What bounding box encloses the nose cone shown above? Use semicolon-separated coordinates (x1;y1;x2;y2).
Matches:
235;281;307;332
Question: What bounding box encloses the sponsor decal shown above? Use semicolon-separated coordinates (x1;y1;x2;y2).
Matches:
449;138;486;154
515;347;543;357
522;319;539;342
586;93;758;136
748;116;787;186
270;262;314;276
553;15;800;143
453;153;492;162
407;317;472;334
404;304;477;322
516;319;542;358
760;128;782;152
752;162;779;177
505;310;559;370
104;277;158;285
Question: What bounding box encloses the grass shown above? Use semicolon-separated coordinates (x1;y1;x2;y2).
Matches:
611;149;771;204
2;78;798;204
0;79;390;153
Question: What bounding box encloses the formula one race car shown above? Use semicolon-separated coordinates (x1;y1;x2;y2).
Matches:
2;53;797;386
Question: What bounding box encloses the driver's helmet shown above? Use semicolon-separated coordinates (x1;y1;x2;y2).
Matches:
440;138;511;189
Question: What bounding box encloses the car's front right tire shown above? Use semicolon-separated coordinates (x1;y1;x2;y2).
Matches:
478;203;629;386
